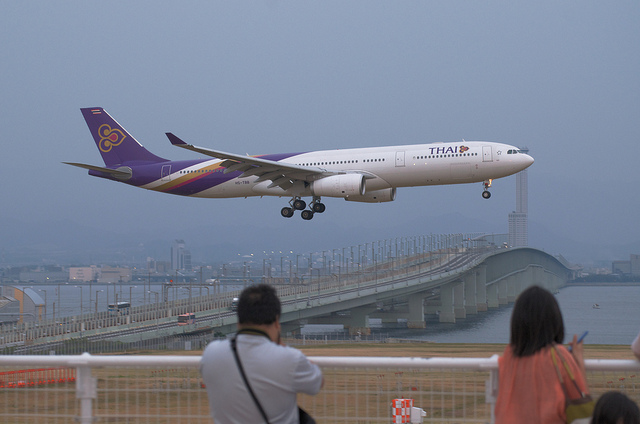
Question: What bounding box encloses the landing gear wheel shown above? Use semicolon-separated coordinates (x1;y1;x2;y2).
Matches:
281;207;294;218
482;191;491;199
301;210;314;220
293;199;307;210
312;202;326;213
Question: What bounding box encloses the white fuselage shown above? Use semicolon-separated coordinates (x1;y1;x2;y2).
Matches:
178;141;532;199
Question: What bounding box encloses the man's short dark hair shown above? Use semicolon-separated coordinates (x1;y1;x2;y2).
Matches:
237;284;281;325
510;285;565;357
592;391;640;424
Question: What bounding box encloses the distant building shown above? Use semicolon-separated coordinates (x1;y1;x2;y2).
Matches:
508;147;529;248
613;254;640;276
0;293;20;323
171;240;192;271
0;287;41;323
155;261;171;273
18;266;67;283
632;254;640;275
508;212;528;247
69;265;99;282
147;257;157;272
97;267;132;283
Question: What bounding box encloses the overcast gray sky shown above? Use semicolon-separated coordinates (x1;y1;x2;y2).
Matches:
1;1;638;266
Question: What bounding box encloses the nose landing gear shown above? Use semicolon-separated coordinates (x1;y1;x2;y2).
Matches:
482;179;493;199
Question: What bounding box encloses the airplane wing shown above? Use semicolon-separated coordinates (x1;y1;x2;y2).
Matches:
166;132;349;190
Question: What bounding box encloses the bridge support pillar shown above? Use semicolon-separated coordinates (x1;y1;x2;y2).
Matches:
424;300;440;317
512;272;528;300
439;281;462;323
407;295;426;328
498;279;508;305
551;273;565;292
476;265;488;312
464;272;477;315
507;275;517;303
454;282;466;319
487;284;499;309
531;266;545;289
281;320;304;335
347;306;371;335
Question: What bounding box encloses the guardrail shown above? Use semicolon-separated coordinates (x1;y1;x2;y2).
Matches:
0;354;638;423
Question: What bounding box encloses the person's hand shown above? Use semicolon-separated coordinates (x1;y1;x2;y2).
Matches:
569;333;586;375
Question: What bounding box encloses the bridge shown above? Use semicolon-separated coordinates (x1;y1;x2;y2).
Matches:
278;246;573;333
1;243;574;352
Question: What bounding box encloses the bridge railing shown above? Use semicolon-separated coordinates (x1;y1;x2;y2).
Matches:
0;354;638;423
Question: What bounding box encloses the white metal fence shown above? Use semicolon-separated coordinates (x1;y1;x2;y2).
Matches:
0;354;638;423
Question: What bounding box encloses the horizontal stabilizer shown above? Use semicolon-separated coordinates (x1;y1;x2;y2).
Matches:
63;162;132;180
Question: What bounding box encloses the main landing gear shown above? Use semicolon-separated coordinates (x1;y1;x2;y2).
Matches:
281;196;326;220
482;179;493;199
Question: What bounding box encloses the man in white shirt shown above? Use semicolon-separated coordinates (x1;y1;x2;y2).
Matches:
200;284;323;424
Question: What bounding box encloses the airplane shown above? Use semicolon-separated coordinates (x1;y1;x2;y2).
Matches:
65;107;534;220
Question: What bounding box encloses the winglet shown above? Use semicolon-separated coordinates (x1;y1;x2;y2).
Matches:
166;132;187;146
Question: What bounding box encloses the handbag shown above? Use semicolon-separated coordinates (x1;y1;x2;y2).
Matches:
551;346;595;424
231;333;316;424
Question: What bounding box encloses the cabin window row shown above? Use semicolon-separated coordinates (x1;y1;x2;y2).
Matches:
179;169;216;174
297;158;385;166
412;153;479;160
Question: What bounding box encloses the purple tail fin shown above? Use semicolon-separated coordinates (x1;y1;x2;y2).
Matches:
81;107;166;166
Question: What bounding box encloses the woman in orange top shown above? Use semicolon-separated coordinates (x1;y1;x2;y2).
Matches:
495;285;589;424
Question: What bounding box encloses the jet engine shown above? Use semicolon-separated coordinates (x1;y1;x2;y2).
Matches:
311;174;365;198
344;188;397;203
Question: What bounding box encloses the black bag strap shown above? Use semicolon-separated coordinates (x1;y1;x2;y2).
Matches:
231;332;271;424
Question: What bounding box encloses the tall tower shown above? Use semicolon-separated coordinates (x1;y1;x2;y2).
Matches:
171;240;192;271
508;147;529;247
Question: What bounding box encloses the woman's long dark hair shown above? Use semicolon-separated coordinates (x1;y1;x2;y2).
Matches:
510;285;565;357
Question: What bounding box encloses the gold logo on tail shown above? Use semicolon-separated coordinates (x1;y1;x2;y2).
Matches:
98;124;127;152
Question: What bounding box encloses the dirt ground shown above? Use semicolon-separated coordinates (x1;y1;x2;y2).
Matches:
295;341;639;360
169;340;638;360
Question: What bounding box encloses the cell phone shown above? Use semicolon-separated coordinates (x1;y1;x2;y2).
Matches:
569;331;588;352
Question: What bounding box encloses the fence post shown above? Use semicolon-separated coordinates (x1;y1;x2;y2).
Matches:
72;353;97;424
485;355;499;424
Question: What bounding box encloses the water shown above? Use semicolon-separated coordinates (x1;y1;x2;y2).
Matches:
382;285;640;345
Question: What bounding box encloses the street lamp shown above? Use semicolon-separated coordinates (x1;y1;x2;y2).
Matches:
130;285;137;305
95;290;103;314
148;291;159;331
74;286;83;316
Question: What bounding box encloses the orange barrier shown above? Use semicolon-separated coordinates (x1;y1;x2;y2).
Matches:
0;367;75;388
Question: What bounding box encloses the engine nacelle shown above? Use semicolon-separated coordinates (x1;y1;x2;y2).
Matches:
311;174;365;198
344;188;397;203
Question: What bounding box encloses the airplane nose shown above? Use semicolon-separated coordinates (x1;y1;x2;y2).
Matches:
523;154;534;167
